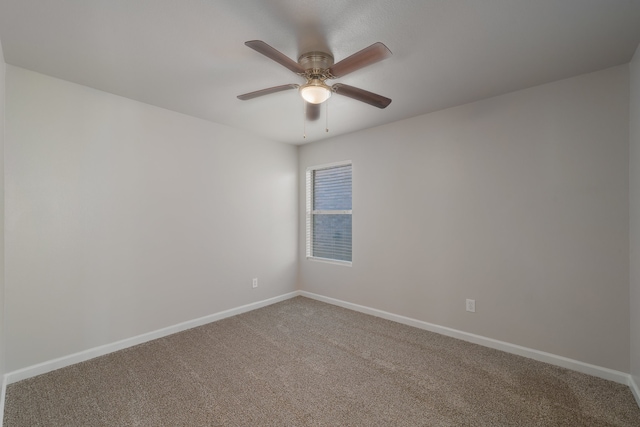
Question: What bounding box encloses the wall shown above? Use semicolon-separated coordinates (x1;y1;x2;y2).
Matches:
4;66;298;372
0;36;5;379
630;44;640;395
299;65;630;372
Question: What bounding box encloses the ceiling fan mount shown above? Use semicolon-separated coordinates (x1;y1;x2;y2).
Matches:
298;51;334;76
238;40;392;114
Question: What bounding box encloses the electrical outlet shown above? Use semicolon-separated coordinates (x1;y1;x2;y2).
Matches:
466;299;475;313
252;278;258;288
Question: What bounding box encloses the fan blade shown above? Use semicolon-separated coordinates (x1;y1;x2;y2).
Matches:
306;102;321;121
245;40;305;74
237;84;299;100
332;83;391;109
328;42;392;78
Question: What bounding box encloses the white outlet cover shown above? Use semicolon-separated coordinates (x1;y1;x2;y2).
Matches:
252;278;258;288
466;299;476;312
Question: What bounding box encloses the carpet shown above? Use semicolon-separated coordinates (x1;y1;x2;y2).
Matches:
4;296;640;426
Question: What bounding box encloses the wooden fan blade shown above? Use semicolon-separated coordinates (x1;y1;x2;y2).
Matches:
306;102;321;121
332;83;391;109
237;84;299;100
328;42;392;78
245;40;305;74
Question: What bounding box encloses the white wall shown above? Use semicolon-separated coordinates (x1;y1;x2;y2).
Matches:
4;66;298;372
630;44;640;393
299;65;630;372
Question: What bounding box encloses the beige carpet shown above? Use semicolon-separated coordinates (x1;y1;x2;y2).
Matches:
4;296;640;426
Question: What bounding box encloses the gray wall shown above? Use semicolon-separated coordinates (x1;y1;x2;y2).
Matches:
631;44;640;392
298;65;630;372
1;51;636;380
0;36;5;378
4;66;298;372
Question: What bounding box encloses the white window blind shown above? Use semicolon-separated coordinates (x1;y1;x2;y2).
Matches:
306;161;352;264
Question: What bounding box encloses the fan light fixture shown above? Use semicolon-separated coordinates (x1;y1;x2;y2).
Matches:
238;40;393;120
300;79;332;104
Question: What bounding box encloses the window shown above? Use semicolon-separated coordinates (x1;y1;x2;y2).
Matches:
306;161;352;265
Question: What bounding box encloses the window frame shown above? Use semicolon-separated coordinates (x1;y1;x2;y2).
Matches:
306;160;353;267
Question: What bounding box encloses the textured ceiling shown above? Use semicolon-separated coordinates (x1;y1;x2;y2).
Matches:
1;0;640;144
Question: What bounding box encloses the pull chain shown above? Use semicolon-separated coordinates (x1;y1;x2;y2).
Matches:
303;101;306;139
325;100;329;133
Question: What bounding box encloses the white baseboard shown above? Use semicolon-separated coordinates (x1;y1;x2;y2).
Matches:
300;291;632;386
0;374;7;427
631;375;640;408
5;292;299;385
4;290;638;412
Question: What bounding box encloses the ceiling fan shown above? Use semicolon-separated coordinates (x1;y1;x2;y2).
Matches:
237;40;392;116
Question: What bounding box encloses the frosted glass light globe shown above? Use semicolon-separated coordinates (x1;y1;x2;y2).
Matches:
300;80;332;104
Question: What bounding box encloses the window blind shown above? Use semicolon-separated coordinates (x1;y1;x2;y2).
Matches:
306;162;352;264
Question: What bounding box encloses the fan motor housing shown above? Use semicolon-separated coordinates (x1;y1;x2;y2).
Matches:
298;52;334;73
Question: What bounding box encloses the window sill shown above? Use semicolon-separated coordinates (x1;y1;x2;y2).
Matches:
306;256;352;267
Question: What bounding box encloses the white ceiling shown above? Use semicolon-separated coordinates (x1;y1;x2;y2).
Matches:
1;0;640;144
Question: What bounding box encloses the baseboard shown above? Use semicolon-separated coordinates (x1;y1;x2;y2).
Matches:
4;290;637;410
0;374;7;427
5;291;299;385
300;291;631;386
630;374;640;408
